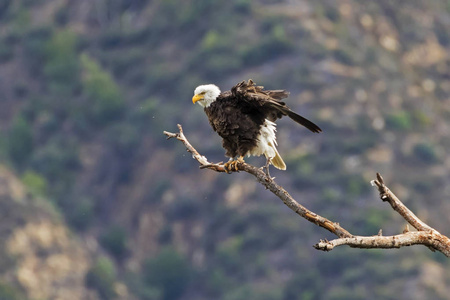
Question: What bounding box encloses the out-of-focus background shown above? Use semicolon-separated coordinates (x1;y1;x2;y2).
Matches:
0;0;450;299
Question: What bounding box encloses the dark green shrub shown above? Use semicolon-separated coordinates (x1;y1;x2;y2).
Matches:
284;270;324;300
232;0;251;13
216;236;243;273
324;5;340;21
158;225;173;244
0;0;12;20
325;285;367;300
67;197;95;231
0;281;24;300
44;29;80;95
107;124;140;158
223;285;253;300
166;198;200;221
0;41;14;62
126;272;162;300
241;24;293;66
413;142;437;163
333;48;355;66
143;247;191;300
21;170;47;196
364;208;391;234
146;179;169;204
205;268;230;296
100;225;128;260
30;137;80;180
85;256;117;300
7;115;33;166
22;26;52;72
385;111;412;131
412;110;431;128
80;53;125;125
224;284;282;300
346;175;369;197
414;180;434;193
54;5;69;25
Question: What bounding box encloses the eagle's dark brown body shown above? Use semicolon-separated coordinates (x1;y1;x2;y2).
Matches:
205;93;263;158
204;80;321;159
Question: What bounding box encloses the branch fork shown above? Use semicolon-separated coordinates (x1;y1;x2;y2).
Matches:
164;124;450;257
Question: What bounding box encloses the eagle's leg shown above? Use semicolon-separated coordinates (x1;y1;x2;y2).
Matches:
264;158;271;178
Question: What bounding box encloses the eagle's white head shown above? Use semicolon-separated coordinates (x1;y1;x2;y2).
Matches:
192;84;221;108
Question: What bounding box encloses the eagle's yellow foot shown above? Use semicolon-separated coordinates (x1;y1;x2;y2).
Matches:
223;161;237;173
224;156;245;173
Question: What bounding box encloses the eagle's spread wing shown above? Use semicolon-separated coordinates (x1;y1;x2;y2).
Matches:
230;80;322;133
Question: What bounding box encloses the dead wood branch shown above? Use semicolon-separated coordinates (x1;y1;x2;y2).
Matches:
164;124;450;257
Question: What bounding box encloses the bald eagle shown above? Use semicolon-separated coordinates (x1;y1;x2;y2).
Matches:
192;79;321;172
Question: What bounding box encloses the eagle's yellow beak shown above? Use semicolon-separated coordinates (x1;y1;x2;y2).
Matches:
192;94;204;104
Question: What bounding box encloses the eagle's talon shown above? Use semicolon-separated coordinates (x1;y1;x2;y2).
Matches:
233;156;244;171
223;161;235;173
223;157;244;173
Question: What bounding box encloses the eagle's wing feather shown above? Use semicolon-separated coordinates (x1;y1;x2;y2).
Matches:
231;80;322;133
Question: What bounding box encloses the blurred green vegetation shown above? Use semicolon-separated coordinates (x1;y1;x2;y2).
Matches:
142;247;192;300
80;53;125;125
85;256;117;300
0;0;449;299
0;281;24;300
100;224;129;260
44;29;80;95
412;142;438;164
21;169;48;196
385;111;412;131
7;115;33;167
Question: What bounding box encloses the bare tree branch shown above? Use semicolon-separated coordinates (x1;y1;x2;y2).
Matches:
314;231;441;251
371;173;434;232
164;124;450;257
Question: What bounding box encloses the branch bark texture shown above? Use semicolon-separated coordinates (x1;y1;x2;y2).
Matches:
164;124;450;257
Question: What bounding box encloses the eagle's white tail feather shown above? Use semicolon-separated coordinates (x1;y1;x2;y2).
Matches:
269;145;286;170
249;119;286;170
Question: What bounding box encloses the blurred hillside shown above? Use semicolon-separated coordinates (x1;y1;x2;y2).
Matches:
0;0;450;299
